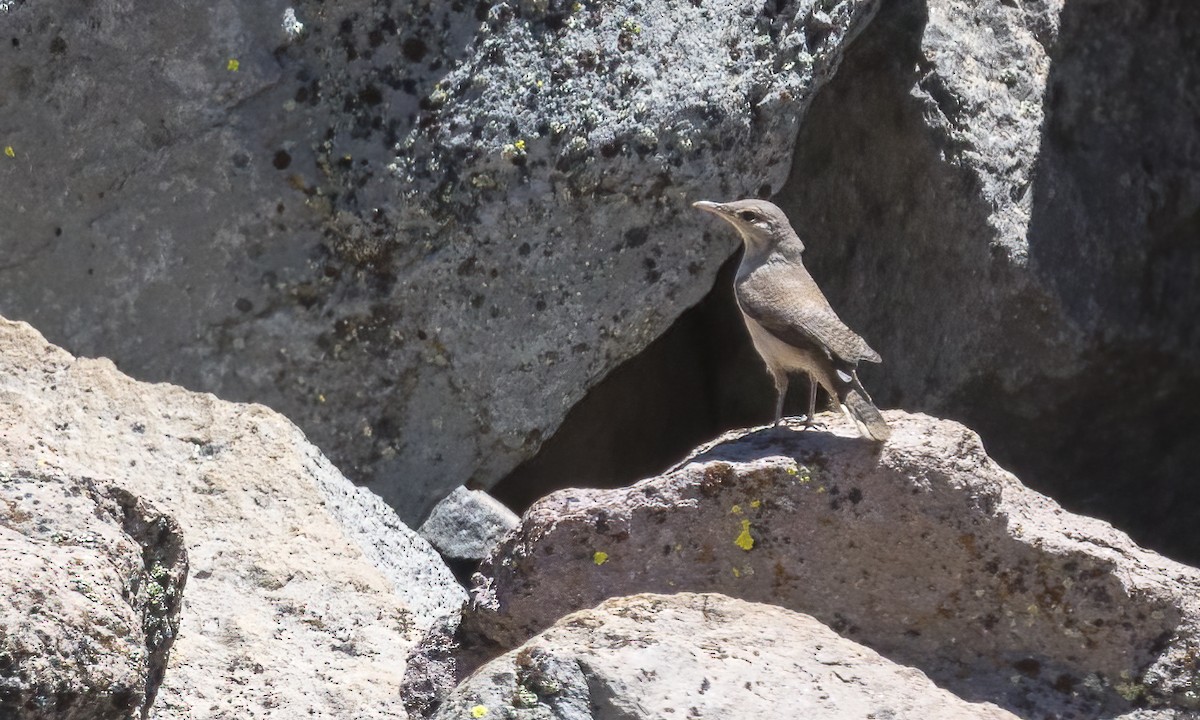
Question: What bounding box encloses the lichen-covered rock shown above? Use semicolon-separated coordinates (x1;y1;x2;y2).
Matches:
463;412;1200;717
0;316;464;719
0;473;186;719
436;593;1019;720
0;0;878;523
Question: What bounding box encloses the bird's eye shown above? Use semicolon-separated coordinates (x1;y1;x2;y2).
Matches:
738;210;758;222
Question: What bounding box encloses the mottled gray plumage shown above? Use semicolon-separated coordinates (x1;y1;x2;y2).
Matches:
694;198;889;441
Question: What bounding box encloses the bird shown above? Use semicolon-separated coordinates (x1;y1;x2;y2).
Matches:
693;198;890;442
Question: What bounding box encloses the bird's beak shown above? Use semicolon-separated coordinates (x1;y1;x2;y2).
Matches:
692;200;724;216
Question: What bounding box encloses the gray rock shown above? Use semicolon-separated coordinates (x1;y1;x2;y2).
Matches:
0;316;465;718
463;411;1200;717
781;0;1200;558
0;472;187;719
0;0;879;523
435;592;1019;720
419;486;519;562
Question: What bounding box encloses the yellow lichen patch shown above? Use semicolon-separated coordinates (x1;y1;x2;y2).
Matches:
592;550;608;566
3;146;13;158
749;499;762;509
734;518;754;551
470;705;488;718
227;58;240;72
731;566;741;578
730;504;743;515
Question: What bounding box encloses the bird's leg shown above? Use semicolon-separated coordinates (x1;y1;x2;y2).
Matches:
804;373;818;428
802;373;826;430
772;369;788;427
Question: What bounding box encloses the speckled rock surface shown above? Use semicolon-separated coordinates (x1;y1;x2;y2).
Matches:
0;317;464;719
0;0;878;523
462;412;1200;717
435;593;1019;720
781;0;1200;559
0;473;186;719
418;486;518;562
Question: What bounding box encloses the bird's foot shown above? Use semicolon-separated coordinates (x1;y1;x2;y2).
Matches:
800;416;826;431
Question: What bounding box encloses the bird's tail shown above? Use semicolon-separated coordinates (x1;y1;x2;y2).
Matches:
836;370;890;442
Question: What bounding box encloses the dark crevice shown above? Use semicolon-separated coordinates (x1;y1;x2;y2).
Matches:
491;251;775;512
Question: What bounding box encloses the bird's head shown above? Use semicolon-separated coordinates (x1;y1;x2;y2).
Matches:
691;198;802;254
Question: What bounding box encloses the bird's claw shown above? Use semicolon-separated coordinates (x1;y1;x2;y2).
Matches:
800;416;826;431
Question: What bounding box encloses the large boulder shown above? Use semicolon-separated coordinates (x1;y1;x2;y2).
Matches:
0;316;464;718
782;0;1200;558
462;412;1200;717
0;0;881;522
436;592;1019;720
1;473;186;719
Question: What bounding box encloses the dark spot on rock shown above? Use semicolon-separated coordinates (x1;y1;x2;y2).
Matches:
402;37;428;62
903;628;921;637
622;227;648;250
359;84;383;106
1053;674;1077;693
111;688;137;711
276;203;285;214
600;141;621;158
11;38;18;48
470;294;484;309
49;36;67;55
416;329;428;340
368;29;384;47
456;256;478;276
535;298;546;311
847;487;863;504
273;149;292;170
518;242;531;256
339;18;354;34
232;152;250;169
594;511;612;533
757;182;772;197
475;1;493;21
54;227;62;236
235;298;253;313
1012;658;1041;678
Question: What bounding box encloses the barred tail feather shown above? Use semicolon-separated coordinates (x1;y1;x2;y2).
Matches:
840;387;890;442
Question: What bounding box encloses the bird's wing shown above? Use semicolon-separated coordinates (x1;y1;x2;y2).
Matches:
737;267;881;365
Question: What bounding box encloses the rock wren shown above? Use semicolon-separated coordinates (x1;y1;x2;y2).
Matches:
694;198;890;442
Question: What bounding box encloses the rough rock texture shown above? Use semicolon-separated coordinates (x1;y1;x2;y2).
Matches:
463;412;1200;717
0;317;464;719
782;0;1200;559
418;486;519;563
0;0;880;523
436;593;1018;720
0;473;186;719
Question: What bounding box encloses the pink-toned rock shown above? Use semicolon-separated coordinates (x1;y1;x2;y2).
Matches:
463;412;1200;716
438;593;1019;720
